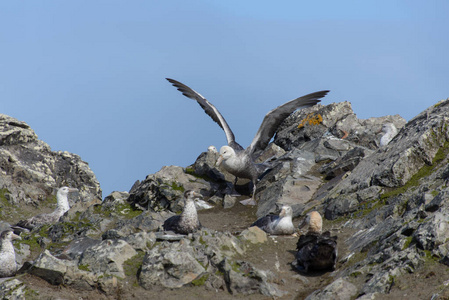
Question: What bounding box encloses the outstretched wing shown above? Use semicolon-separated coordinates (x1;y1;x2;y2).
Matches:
247;90;329;156
166;78;242;150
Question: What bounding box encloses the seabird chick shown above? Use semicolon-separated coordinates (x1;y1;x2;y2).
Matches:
251;205;295;235
163;190;202;234
298;211;322;234
14;186;78;231
0;230;21;277
379;123;398;147
167;78;329;205
294;211;337;273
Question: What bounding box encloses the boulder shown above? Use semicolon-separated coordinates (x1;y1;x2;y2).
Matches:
127;165;220;212
79;239;137;278
0;278;27;300
139;241;206;289
305;277;357;300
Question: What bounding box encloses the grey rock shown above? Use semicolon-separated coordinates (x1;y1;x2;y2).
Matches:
139;241;206;289
217;258;287;297
0;114;101;224
60;237;102;260
223;194;237;208
122;231;156;251
0;114;37;146
79;239;137;278
305;278;357;300
155;231;186;241
240;226;268;244
256;150;321;218
187;150;225;183
323;100;449;219
28;249;75;285
274;101;406;152
127;165;219;212
413;211;449;250
0;278;26;300
324;194;359;220
25;250;121;294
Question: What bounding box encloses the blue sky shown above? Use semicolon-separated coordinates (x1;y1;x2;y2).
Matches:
1;1;448;198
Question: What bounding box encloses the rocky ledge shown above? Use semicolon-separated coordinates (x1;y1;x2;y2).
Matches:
2;97;449;300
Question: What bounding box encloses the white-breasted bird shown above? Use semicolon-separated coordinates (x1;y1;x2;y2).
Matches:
166;78;329;205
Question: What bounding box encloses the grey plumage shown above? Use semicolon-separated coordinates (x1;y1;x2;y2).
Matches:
166;78;329;204
163;190;202;234
380;123;398;146
14;187;78;231
0;230;21;277
251;205;294;235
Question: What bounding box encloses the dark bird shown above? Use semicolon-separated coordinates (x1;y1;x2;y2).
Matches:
163;190;202;234
251;204;294;235
0;230;21;277
293;211;337;273
14;186;78;231
166;78;329;205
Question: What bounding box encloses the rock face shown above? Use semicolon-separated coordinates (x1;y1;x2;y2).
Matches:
0;114;101;225
128;165;222;212
4;97;449;299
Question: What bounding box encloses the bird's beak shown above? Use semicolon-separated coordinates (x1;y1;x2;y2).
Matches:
68;188;79;193
12;233;21;240
192;191;203;199
279;207;286;217
216;155;223;166
298;218;307;230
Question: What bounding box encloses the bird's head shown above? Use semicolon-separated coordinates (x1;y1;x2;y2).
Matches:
216;146;235;166
184;190;202;201
279;205;293;218
1;230;21;242
57;186;79;197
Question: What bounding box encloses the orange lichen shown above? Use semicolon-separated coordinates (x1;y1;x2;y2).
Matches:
297;113;323;128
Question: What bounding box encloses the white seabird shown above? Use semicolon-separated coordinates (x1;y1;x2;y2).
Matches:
166;78;329;205
251;205;295;235
208;145;218;153
0;230;21;277
379;123;398;147
14;186;78;231
163;190;202;234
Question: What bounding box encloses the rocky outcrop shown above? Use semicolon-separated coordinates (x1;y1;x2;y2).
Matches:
128;165;222;212
4;97;449;299
0;114;101;226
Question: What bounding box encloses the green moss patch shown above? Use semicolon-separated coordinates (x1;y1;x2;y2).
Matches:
78;264;91;272
191;274;209;286
170;182;185;192
123;251;146;277
381;141;449;200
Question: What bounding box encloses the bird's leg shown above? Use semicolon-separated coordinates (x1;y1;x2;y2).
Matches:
239;179;257;206
229;176;241;197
